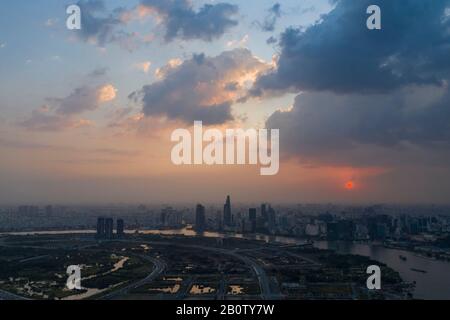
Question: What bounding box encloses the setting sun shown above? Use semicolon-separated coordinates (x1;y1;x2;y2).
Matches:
345;181;355;190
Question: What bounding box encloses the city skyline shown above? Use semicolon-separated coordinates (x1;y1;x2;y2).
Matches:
2;196;450;300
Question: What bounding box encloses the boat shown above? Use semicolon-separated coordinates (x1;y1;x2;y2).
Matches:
410;268;427;273
399;255;407;261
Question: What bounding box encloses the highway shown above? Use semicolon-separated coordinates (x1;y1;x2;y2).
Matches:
124;240;279;300
100;255;166;300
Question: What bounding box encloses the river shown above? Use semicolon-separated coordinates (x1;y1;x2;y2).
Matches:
2;227;450;299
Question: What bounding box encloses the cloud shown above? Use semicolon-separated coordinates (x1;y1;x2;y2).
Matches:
130;48;270;125
266;36;277;45
19;107;94;132
226;34;249;48
135;61;152;73
0;137;138;157
19;84;116;131
138;0;239;42
154;58;182;79
48;84;117;115
256;3;282;32
266;86;450;167
88;67;109;78
75;0;136;49
251;0;450;170
252;0;450;96
72;0;239;48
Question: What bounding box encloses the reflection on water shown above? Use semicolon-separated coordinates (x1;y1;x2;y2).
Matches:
152;284;180;294
314;241;450;300
228;285;244;295
138;227;307;245
190;285;215;295
111;256;129;272
1;227;306;245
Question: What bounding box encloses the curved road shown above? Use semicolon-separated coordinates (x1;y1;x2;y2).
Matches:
100;255;166;300
125;240;279;300
0;289;29;301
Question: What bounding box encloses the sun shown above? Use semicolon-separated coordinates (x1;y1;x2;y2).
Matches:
345;181;355;190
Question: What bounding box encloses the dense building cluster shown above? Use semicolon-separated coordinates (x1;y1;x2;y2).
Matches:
96;217;125;239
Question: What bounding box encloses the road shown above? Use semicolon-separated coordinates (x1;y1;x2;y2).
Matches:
100;255;166;300
124;240;279;300
0;237;280;300
0;289;29;301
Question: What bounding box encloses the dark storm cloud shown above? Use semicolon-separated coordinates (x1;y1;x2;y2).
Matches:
139;0;239;42
252;0;450;96
254;0;450;168
266;87;450;166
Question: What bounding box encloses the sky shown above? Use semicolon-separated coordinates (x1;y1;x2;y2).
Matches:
1;0;450;205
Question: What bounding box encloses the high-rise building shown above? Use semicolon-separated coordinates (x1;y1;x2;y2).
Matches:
117;219;125;238
195;204;206;232
261;204;268;222
268;205;276;226
105;218;114;239
223;195;232;227
96;217;106;238
249;208;257;233
160;207;181;228
160;209;167;226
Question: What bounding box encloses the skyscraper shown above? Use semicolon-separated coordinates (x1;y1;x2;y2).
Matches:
96;217;106;238
268;205;276;226
261;204;268;223
195;204;206;232
117;219;125;238
249;208;257;233
160;209;167;226
105;218;114;239
223;195;232;227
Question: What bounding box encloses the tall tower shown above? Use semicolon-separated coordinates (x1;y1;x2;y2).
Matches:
249;208;257;233
261;203;268;222
117;219;125;238
195;204;206;232
223;195;232;227
105;218;114;239
96;217;106;239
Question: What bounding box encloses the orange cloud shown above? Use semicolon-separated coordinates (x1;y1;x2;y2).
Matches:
97;84;117;103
